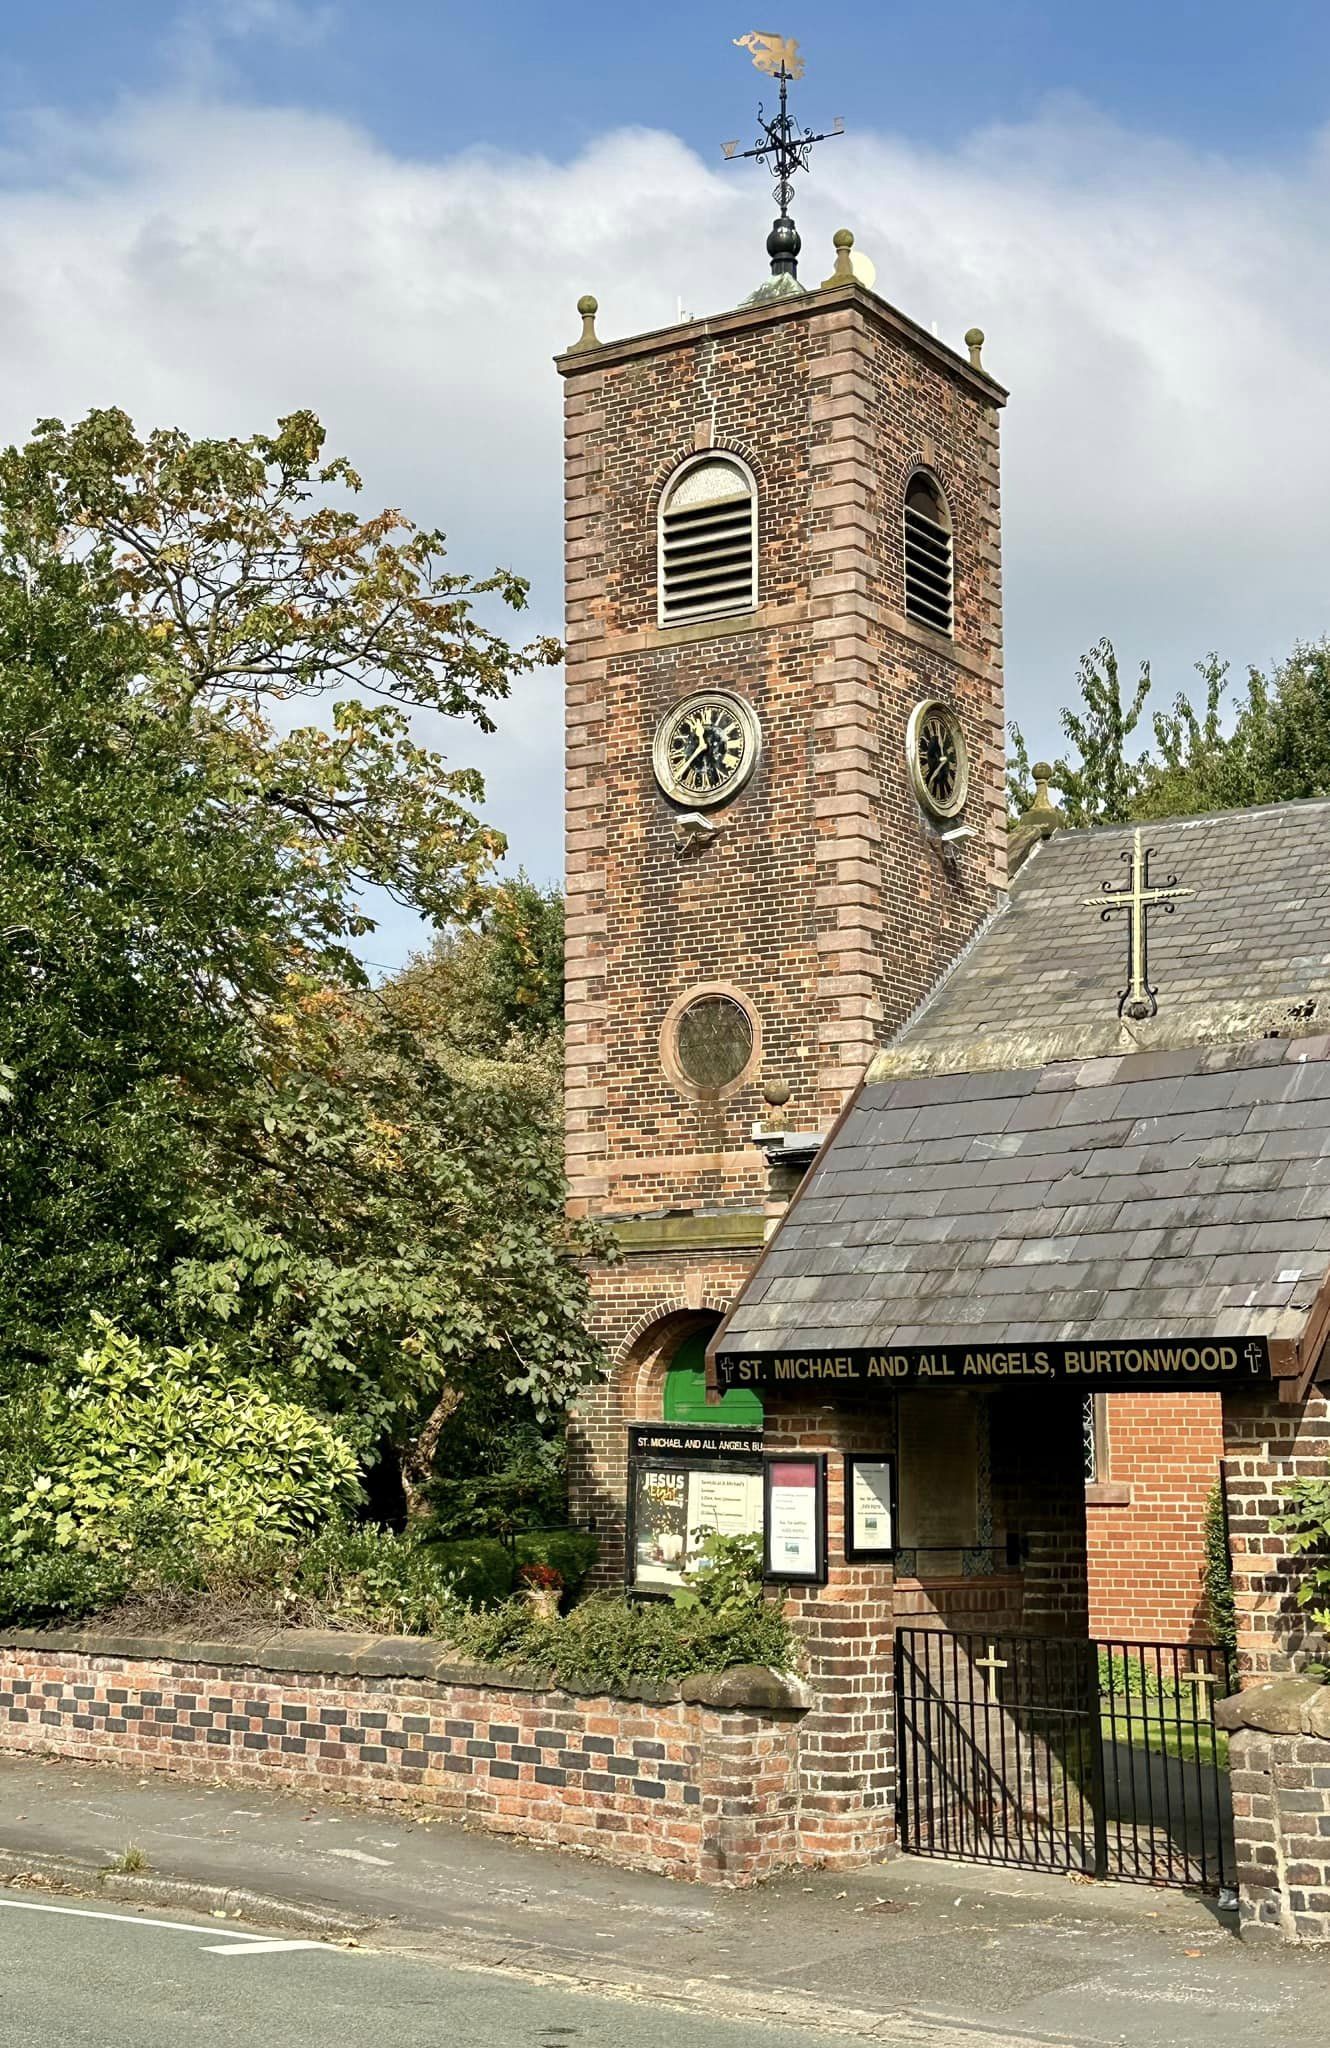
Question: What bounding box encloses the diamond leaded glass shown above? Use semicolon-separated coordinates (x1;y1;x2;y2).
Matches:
675;995;753;1090
1083;1392;1098;1483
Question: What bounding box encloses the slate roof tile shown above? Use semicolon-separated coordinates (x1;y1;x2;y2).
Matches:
718;1029;1330;1359
718;805;1330;1362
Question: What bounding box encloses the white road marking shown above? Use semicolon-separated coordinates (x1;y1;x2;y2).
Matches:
0;1896;267;1941
324;1847;393;1866
202;1939;329;1957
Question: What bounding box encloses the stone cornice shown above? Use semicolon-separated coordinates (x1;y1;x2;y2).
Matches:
556;282;1008;409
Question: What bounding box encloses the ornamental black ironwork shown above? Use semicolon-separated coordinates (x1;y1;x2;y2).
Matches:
724;34;844;281
1084;826;1195;1022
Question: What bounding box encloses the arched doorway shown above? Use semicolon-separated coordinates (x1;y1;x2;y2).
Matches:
660;1326;764;1430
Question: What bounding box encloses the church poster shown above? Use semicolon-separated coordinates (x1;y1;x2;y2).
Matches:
631;1467;690;1590
845;1454;897;1560
629;1462;764;1593
763;1456;827;1584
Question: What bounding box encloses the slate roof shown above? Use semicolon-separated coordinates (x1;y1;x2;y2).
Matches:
881;800;1330;1077
717;803;1330;1366
717;1036;1330;1357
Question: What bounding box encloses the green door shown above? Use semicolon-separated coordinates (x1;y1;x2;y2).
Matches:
661;1330;763;1428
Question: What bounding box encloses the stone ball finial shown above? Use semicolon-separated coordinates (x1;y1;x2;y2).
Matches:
965;326;986;370
761;1079;791;1133
568;294;601;354
1008;759;1067;874
822;227;858;289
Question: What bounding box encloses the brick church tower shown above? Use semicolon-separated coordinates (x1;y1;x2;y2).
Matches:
557;238;1008;1579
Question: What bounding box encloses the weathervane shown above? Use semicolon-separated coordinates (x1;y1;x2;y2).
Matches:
1085;827;1195;1022
724;34;844;283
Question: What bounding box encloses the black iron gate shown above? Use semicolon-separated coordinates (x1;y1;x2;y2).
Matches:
894;1628;1232;1890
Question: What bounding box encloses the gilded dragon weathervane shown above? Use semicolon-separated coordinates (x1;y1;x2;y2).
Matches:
724;34;843;283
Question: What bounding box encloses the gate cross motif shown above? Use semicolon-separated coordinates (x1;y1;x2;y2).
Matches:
974;1643;1008;1701
895;1627;1233;1893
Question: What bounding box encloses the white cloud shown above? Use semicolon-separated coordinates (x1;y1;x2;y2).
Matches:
0;87;1327;961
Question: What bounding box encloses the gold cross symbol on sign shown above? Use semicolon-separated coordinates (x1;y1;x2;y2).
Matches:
974;1643;1009;1701
1085;825;1194;1022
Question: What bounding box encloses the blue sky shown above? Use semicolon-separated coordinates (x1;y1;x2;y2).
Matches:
1;5;1329;968
5;2;1330;166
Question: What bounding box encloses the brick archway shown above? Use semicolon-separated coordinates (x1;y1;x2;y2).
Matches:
619;1303;726;1421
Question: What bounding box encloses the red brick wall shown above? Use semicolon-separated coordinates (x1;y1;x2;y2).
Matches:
561;283;1006;1544
561;285;1005;1226
567;1251;758;1586
1086;1393;1225;1645
0;1640;805;1885
1223;1383;1330;1680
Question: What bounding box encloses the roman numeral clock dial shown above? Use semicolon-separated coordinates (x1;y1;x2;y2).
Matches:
652;690;762;810
905;696;970;822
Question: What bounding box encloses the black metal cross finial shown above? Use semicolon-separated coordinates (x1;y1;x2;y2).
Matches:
724;34;844;281
1084;827;1195;1022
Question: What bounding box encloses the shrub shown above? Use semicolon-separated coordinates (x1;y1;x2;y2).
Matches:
1273;1479;1330;1635
1203;1481;1237;1666
671;1532;764;1619
513;1529;598;1596
290;1522;463;1635
0;1546;130;1626
4;1320;361;1558
445;1589;797;1692
428;1428;568;1541
426;1537;514;1607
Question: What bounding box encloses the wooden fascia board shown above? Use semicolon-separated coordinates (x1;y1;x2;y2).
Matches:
1278;1257;1330;1401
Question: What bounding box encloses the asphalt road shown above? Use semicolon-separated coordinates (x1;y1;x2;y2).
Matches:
0;1890;911;2048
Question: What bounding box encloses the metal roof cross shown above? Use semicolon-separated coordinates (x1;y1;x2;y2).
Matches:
1085;826;1195;1022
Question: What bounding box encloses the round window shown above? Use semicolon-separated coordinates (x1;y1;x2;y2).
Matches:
674;994;754;1092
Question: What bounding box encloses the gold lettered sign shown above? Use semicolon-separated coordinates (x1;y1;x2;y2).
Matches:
716;1337;1271;1396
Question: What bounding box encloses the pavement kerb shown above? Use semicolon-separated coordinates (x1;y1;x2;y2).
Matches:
0;1848;370;1939
0;1845;1061;2047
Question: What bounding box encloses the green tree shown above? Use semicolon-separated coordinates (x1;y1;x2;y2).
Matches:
0;405;561;1389
0;565;278;1361
170;961;606;1515
1141;643;1330;820
1013;637;1330;832
392;875;565;1054
1009;638;1151;827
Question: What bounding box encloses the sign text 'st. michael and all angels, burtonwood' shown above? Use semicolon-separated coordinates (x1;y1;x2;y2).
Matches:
716;1338;1271;1395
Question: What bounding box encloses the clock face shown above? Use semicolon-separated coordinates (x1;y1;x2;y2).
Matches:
905;697;969;821
652;691;761;810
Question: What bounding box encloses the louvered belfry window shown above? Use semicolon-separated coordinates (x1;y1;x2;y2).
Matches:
658;457;757;628
903;472;953;634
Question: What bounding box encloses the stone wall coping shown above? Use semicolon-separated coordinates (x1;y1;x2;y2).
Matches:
0;1627;811;1716
1216;1675;1330;1739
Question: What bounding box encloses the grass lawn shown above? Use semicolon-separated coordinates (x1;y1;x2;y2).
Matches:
1099;1700;1228;1769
